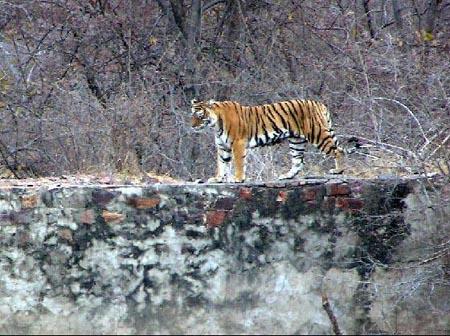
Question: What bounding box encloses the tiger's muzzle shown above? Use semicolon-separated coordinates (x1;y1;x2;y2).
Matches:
191;117;211;131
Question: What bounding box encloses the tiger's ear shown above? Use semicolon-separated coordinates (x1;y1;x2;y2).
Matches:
191;99;198;105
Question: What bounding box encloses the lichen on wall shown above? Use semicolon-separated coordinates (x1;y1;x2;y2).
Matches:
0;176;448;334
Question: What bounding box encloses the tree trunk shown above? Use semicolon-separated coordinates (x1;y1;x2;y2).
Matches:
424;0;440;35
392;0;403;31
362;0;375;39
218;0;242;99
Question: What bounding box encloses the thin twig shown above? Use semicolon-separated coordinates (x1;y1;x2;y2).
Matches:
322;293;343;335
372;97;429;151
425;132;450;161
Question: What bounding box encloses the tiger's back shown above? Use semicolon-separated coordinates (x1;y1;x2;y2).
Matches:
239;99;331;146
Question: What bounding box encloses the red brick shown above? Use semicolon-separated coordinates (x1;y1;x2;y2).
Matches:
20;194;38;208
102;210;125;223
326;183;351;196
348;198;364;210
302;186;324;201
239;187;252;200
276;191;288;203
336;197;364;211
128;197;160;209
205;210;228;228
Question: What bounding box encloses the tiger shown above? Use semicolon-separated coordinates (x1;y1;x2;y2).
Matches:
191;98;344;183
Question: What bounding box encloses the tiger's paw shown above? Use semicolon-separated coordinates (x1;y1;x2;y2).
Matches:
207;176;226;183
329;168;344;175
278;171;298;180
231;179;245;183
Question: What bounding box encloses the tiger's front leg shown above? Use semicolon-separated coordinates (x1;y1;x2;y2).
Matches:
208;142;231;183
231;140;247;183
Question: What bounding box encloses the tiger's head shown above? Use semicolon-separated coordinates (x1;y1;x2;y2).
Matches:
190;99;219;131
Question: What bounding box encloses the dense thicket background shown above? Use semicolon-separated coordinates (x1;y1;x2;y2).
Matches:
0;2;449;333
0;0;449;180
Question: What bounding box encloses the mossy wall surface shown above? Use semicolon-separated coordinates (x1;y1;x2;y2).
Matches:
0;176;448;334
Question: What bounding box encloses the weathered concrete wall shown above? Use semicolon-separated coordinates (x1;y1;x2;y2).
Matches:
0;176;449;334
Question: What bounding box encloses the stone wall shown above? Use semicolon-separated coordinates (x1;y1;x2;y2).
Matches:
0;176;449;334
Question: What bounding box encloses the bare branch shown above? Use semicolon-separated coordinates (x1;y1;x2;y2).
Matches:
321;293;342;335
372;97;430;152
203;0;227;12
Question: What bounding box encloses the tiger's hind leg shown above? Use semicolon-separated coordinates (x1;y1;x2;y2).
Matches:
329;147;345;175
316;129;345;175
279;137;307;180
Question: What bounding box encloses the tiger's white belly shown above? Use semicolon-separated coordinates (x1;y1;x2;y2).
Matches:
248;131;290;148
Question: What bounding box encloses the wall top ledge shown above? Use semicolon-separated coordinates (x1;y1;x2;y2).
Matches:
0;173;442;192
